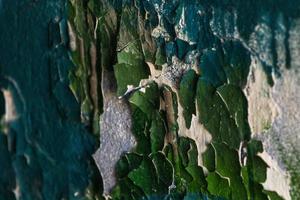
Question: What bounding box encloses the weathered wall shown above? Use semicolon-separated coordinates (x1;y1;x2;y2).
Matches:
0;0;300;200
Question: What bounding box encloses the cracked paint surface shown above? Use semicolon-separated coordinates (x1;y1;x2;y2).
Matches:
0;0;300;200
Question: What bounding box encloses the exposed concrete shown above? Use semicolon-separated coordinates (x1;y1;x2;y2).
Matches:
93;70;136;195
242;17;300;199
245;58;292;200
265;65;300;199
93;96;136;195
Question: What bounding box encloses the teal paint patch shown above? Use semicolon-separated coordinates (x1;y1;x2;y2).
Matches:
0;0;102;199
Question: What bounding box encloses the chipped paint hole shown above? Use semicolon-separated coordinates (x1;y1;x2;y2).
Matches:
2;89;18;123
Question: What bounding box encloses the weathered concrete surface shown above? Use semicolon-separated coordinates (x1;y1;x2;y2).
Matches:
245;17;300;200
93;96;135;196
93;70;136;195
250;61;300;200
245;59;291;200
263;65;300;200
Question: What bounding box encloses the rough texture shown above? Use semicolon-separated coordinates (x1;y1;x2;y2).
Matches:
93;96;135;195
1;0;300;200
93;70;136;195
262;66;300;199
0;0;102;199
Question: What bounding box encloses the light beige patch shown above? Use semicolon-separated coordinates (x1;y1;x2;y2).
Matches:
244;58;278;135
177;94;212;167
259;151;291;200
2;89;17;122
